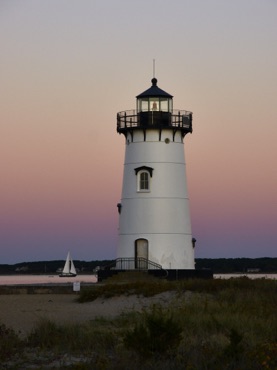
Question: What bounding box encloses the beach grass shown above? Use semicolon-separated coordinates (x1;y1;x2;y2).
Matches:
1;277;276;369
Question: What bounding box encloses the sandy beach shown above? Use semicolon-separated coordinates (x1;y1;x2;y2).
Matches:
0;291;176;337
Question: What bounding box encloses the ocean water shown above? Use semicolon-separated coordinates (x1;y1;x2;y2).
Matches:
214;273;277;280
0;274;98;285
0;273;276;285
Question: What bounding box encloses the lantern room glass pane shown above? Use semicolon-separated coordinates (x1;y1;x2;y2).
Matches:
160;98;169;112
150;98;159;111
139;99;148;112
169;99;173;112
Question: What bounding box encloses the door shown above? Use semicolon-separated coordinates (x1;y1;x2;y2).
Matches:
135;239;149;269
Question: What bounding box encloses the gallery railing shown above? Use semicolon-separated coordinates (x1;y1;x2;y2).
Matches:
117;109;192;132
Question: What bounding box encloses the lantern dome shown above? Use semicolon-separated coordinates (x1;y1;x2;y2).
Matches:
136;78;173;99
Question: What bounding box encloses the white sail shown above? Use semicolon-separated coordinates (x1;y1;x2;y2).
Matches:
70;258;77;275
62;252;71;274
60;252;77;277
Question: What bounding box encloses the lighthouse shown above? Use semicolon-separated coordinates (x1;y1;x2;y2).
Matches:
116;78;195;271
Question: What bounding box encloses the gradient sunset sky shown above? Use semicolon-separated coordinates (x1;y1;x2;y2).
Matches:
1;0;276;263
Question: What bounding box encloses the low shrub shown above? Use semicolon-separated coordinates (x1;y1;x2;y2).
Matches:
124;305;182;357
0;323;23;360
78;280;174;303
27;318;119;354
2;278;276;369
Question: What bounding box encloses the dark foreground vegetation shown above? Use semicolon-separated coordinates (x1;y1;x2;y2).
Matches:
1;277;277;369
0;257;277;274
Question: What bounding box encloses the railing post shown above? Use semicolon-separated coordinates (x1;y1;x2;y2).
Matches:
117;113;120;130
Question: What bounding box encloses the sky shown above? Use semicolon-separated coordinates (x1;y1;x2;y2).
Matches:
1;0;276;263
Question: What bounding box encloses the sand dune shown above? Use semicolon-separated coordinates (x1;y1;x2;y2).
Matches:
0;291;177;337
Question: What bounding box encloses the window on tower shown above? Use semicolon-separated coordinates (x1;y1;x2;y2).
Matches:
139;171;149;190
134;166;154;192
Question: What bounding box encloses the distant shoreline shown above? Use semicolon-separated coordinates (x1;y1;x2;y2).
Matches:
0;273;276;292
0;257;276;275
0;274;97;287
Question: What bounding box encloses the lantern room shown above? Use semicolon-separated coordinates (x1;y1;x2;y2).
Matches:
116;78;193;137
136;78;172;127
136;78;173;113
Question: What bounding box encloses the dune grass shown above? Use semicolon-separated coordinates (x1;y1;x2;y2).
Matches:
1;277;276;369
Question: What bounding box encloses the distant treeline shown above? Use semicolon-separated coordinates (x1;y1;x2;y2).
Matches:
0;257;276;274
0;257;277;275
195;257;277;273
0;260;112;275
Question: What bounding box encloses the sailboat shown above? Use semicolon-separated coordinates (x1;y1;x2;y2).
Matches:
59;252;77;277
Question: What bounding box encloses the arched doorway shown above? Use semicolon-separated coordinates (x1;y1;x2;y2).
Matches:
135;239;149;269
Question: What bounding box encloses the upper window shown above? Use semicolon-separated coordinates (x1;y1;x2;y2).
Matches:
134;166;154;192
139;171;149;191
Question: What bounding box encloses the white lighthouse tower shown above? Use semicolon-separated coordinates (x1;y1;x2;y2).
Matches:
116;78;195;271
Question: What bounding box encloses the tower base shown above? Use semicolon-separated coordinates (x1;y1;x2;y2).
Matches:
97;268;213;282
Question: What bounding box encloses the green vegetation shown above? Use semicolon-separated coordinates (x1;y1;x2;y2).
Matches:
1;278;277;369
0;324;23;360
124;306;183;357
77;280;174;302
77;275;276;302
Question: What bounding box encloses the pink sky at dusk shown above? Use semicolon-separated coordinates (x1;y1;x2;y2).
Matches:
1;0;277;263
